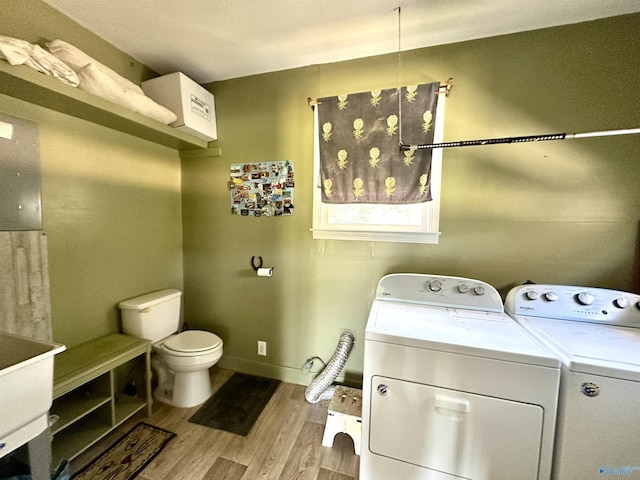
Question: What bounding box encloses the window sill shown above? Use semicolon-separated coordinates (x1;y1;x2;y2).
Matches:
311;228;440;244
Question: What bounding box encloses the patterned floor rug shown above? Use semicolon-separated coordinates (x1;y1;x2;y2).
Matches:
72;422;175;480
189;372;280;436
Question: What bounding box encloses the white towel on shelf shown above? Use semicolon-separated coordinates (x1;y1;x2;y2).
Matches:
46;39;143;94
76;63;178;125
46;39;177;125
0;35;79;87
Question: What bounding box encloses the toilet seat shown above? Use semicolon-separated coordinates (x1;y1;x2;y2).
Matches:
162;330;222;357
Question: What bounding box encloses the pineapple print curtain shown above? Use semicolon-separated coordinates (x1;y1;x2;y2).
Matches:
318;82;439;204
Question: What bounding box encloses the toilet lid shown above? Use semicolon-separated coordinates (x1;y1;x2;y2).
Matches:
163;330;222;353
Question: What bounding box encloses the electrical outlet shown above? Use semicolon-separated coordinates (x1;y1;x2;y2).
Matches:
258;341;267;356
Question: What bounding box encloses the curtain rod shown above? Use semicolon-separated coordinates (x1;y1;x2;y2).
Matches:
306;78;453;110
400;127;640;150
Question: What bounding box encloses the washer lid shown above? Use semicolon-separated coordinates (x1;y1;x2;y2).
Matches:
365;300;560;368
514;316;640;381
163;330;222;353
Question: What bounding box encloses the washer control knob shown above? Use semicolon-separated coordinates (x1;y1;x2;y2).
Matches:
576;292;595;306
473;286;485;296
457;284;469;294
544;292;558;302
525;290;539;300
428;279;442;292
613;297;630;309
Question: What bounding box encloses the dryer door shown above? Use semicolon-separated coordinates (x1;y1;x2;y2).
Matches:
369;376;544;480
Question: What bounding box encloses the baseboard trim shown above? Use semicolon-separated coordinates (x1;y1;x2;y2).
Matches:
217;355;362;389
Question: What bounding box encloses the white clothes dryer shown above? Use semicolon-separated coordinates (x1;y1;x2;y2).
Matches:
361;274;561;480
505;284;640;480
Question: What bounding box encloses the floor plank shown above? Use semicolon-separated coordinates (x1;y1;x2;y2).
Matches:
203;457;247;480
220;381;294;466
157;426;234;480
280;421;327;480
317;468;356;480
240;385;324;480
70;367;358;480
321;433;359;477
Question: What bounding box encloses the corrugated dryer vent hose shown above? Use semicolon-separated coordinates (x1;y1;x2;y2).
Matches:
304;332;355;403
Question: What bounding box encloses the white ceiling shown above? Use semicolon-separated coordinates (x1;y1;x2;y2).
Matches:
42;0;640;84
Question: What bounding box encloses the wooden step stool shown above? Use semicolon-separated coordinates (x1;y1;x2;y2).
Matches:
321;385;362;455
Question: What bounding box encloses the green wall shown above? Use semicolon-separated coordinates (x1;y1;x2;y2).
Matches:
0;0;183;347
186;14;640;384
0;96;184;347
1;1;638;386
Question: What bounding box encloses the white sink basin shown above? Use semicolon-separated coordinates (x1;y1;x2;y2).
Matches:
0;331;65;458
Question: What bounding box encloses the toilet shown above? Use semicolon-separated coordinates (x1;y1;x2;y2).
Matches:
118;289;223;408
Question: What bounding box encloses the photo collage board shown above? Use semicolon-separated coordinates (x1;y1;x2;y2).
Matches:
229;161;294;217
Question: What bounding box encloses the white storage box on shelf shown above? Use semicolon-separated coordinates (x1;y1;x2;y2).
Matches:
141;72;217;141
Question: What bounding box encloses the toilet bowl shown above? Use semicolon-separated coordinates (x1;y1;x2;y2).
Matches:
153;330;223;407
118;289;224;408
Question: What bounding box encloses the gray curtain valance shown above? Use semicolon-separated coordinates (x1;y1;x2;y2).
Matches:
318;82;439;204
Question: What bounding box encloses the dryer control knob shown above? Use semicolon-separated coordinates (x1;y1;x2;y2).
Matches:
577;292;595;306
544;292;558;302
473;286;485;296
377;384;390;396
581;382;600;397
428;279;442;292
457;284;469;294
613;297;630;309
525;290;539;300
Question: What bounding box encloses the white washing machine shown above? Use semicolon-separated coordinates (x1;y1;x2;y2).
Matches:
505;284;640;480
361;274;561;480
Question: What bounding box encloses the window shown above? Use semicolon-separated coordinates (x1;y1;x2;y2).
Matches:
311;90;445;244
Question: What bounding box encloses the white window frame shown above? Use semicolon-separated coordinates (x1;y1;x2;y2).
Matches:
311;91;445;244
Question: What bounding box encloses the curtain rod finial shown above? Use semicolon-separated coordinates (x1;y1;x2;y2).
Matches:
307;98;321;110
437;78;454;97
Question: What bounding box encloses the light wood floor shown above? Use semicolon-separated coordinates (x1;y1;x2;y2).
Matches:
71;367;360;480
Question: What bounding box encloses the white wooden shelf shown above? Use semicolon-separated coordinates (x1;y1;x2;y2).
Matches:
0;61;209;150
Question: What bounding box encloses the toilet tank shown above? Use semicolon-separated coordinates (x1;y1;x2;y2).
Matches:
118;289;182;342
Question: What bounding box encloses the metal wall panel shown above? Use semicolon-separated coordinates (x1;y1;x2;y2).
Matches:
0;112;41;231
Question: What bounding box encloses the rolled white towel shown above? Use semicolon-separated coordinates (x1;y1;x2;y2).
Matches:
46;39;143;94
0;35;79;87
0;35;32;64
76;63;177;125
46;39;177;124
